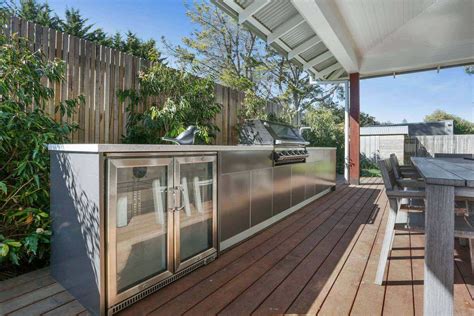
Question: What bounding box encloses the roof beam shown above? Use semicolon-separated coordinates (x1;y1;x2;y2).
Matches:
239;0;270;24
318;62;342;78
287;35;321;60
221;0;323;77
328;67;345;80
303;50;332;70
267;14;305;44
292;0;359;73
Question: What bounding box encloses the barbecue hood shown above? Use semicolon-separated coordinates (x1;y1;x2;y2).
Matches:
239;119;309;146
239;120;310;165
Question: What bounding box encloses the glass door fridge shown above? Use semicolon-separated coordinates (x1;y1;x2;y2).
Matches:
106;155;217;307
174;156;217;271
107;158;174;307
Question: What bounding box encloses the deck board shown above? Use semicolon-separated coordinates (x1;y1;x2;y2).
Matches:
0;178;472;316
182;179;378;315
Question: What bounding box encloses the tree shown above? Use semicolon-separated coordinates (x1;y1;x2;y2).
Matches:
465;65;473;75
15;0;59;28
163;1;266;93
302;107;345;172
165;0;342;125
424;109;474;134
58;8;94;39
5;0;163;61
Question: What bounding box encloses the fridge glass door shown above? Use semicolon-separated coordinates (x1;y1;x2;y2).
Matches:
174;156;217;271
107;158;173;305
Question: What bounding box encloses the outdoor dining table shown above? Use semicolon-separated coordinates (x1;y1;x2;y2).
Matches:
411;157;474;315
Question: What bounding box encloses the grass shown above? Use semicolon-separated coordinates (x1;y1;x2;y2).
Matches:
361;168;381;177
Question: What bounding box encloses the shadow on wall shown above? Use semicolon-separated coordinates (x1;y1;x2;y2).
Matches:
51;152;101;312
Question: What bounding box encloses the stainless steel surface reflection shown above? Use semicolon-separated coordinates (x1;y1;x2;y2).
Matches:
218;148;336;249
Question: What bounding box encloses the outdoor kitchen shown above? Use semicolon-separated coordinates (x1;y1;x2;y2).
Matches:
47;120;336;315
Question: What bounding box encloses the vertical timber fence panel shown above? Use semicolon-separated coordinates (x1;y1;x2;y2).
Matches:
3;16;282;145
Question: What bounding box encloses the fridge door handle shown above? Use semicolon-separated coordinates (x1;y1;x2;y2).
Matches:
171;186;185;212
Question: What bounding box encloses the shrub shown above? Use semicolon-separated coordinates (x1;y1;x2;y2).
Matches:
0;30;82;269
302;107;345;173
118;63;221;144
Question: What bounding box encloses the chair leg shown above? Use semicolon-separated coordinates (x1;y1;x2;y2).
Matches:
375;198;399;285
469;239;474;275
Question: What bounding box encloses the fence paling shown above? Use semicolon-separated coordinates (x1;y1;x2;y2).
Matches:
3;16;286;145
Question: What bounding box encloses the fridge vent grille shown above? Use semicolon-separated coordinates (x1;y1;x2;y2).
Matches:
110;253;217;314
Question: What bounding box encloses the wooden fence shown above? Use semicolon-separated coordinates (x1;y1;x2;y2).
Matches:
405;135;474;158
2;16;253;145
360;134;474;165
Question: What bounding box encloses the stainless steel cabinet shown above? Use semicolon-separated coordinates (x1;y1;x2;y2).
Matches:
106;156;217;307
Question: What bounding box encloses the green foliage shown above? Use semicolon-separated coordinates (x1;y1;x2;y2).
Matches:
6;0;163;61
118;63;221;144
302;107;345;173
239;89;268;121
0;30;81;268
360;157;381;177
466;65;474;75
58;7;94;38
424;109;474;134
15;0;59;28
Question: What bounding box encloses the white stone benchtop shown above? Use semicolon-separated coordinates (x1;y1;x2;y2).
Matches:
48;144;335;153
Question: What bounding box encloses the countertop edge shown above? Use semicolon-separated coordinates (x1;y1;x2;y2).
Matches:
48;144;337;153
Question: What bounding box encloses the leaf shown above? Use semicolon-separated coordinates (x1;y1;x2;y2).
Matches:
9;251;19;265
6;241;21;248
0;181;7;195
24;235;38;255
0;243;9;257
33;174;40;187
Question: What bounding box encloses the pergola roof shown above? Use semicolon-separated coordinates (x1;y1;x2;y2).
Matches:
213;0;474;81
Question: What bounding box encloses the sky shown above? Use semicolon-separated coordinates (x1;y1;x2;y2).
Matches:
45;0;474;124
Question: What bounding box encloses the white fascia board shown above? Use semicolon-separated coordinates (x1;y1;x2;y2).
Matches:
292;0;360;74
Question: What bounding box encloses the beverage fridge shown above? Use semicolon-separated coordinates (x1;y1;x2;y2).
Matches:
106;155;217;311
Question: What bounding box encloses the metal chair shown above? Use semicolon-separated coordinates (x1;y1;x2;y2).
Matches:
162;126;199;145
375;158;474;285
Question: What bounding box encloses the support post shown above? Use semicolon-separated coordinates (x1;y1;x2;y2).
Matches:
344;81;350;184
349;73;360;185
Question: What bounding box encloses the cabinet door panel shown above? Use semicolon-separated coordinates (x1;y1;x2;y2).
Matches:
174;156;217;271
107;158;173;306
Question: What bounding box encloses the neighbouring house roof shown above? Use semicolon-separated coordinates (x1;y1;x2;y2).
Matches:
360;125;409;136
213;0;474;81
361;120;454;136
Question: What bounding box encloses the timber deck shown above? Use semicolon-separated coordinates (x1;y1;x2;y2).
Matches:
1;178;473;315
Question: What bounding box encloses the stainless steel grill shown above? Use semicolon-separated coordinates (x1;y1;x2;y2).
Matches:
239;119;309;165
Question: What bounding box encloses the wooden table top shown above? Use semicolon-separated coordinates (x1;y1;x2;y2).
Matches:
411;157;474;187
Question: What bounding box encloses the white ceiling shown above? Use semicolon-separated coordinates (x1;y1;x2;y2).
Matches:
334;0;437;56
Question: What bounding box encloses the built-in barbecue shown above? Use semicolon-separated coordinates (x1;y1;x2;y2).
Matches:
239;119;309;165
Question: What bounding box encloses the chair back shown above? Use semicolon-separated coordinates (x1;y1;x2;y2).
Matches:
378;158;398;191
434;153;474;159
389;154;402;179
